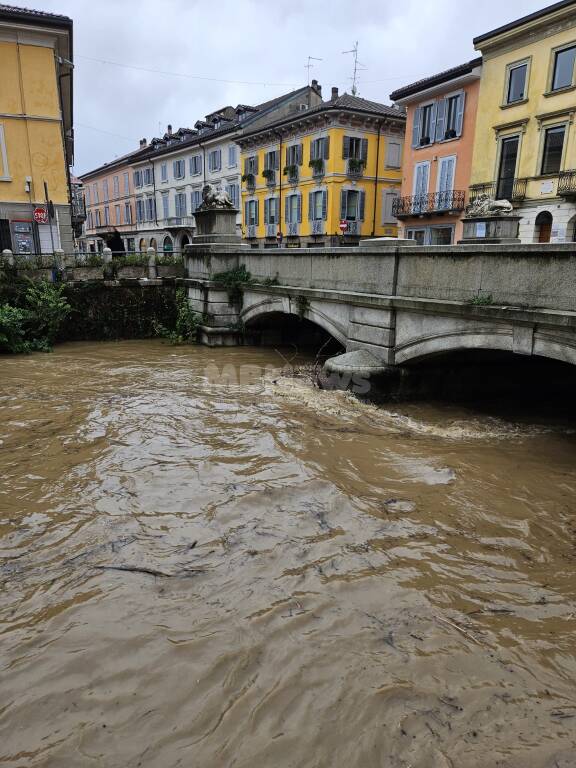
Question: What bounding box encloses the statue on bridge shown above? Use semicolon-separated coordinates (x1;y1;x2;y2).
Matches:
466;194;514;217
199;184;235;210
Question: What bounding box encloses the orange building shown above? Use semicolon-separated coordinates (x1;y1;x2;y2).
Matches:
390;58;482;244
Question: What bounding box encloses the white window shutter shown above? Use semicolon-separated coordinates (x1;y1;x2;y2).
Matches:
412;107;422;147
456;92;466;137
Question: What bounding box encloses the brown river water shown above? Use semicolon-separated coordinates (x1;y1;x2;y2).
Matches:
1;340;576;768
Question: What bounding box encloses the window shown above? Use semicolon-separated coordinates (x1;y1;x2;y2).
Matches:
95;209;101;227
113;176;119;199
506;63;528;104
382;190;399;224
163;236;173;253
93;183;99;203
430;226;453;245
208;149;221;172
84;186;91;206
190;155;202;176
264;150;279;170
87;211;93;230
136;199;145;223
173;160;185;179
421;105;434;144
310;137;330;161
285;193;301;224
124;202;131;224
134;170;143;188
175;192;187;218
541;125;565;175
443;93;465;139
497;135;520;200
342;136;368;161
228;145;237;167
144;168;153;186
245;199;259;226
104;206;110;225
161;163;168;182
245;155;258;175
226;183;239;208
385;140;402;168
146;197;156;221
103;180;109;202
191;189;202;212
286;144;302;166
115;204;120;224
308;190;327;221
552;45;576;91
124;172;129;195
412;103;439;146
162;193;169;219
264;197;279;224
340;189;365;221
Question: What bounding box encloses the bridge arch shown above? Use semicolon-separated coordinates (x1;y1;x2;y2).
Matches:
240;297;348;347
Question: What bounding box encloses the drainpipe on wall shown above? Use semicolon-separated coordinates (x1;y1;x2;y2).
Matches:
371;121;382;238
275;130;283;240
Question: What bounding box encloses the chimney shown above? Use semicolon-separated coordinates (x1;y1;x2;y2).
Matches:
331;86;339;101
311;79;321;96
139;138;147;148
167;124;172;135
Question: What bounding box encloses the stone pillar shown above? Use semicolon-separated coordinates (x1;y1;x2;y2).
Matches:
102;247;114;280
102;247;112;264
147;246;157;279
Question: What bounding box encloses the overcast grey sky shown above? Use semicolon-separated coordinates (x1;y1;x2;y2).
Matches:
29;0;549;173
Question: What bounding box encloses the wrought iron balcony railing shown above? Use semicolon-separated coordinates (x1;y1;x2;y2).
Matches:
342;220;360;235
265;223;277;238
287;222;299;237
469;178;528;204
393;190;466;218
311;219;325;236
346;159;365;178
246;224;257;239
558;170;576;197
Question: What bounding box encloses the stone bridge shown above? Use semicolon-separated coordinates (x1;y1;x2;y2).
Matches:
185;240;576;376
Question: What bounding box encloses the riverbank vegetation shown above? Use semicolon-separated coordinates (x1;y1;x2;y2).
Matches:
0;281;71;353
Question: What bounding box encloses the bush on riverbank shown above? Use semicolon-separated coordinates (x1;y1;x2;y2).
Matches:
152;288;199;344
0;281;71;353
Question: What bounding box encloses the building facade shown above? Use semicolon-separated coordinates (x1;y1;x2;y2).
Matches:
81;84;323;254
471;0;576;243
237;90;406;248
0;5;74;254
390;59;482;245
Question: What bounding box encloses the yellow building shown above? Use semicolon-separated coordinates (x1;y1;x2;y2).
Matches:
237;89;406;247
0;5;75;254
471;0;576;243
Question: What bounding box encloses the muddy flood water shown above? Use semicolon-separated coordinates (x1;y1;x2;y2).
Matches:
1;340;576;768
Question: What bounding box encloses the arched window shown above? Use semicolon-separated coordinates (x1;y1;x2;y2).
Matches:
568;214;576;242
163;236;173;253
535;211;553;243
139;238;146;252
150;238;157;251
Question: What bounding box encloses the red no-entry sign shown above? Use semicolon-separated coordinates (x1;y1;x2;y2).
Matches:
33;207;48;224
339;219;348;233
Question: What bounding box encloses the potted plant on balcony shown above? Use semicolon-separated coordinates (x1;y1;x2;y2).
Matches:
348;158;365;174
309;158;324;175
241;172;255;187
262;168;275;184
283;164;298;181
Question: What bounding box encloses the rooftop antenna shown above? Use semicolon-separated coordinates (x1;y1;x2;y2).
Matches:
342;41;366;95
305;55;322;85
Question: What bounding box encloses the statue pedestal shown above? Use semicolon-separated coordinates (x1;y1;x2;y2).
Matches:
459;215;521;244
193;207;240;245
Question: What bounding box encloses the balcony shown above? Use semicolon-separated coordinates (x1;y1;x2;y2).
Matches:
246;224;257;239
262;169;276;187
311;219;324;236
265;223;277;238
469;179;528;204
242;173;256;192
165;216;195;229
309;159;325;179
346;159;365;178
393;190;466;218
342;220;360;236
287;222;299;237
558;170;576;197
283;165;299;184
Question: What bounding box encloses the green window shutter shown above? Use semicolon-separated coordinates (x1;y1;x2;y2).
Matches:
324;136;330;160
255;200;259;225
310;140;317;162
456;91;466;137
435;99;447;142
359;191;365;221
244;200;249;224
322;190;327;220
264;198;269;224
308;191;314;220
428;103;437;142
340;190;347;219
285;195;290;224
274;150;279;170
297;194;302;223
412;107;422;147
343;136;351;159
254;156;259;175
361;138;368;163
298;144;303;166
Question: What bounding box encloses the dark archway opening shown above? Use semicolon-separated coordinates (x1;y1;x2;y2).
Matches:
244;312;344;358
383;349;576;419
535;211;553;243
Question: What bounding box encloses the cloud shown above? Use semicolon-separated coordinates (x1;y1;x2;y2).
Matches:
29;0;548;173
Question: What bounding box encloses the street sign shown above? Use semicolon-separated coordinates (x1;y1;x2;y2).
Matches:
339;219;348;233
33;207;48;224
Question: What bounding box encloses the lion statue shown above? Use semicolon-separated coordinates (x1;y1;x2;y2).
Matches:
467;193;514;217
199;183;234;210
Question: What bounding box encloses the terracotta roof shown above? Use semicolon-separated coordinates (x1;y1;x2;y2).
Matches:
389;58;483;102
474;0;576;45
0;3;72;25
